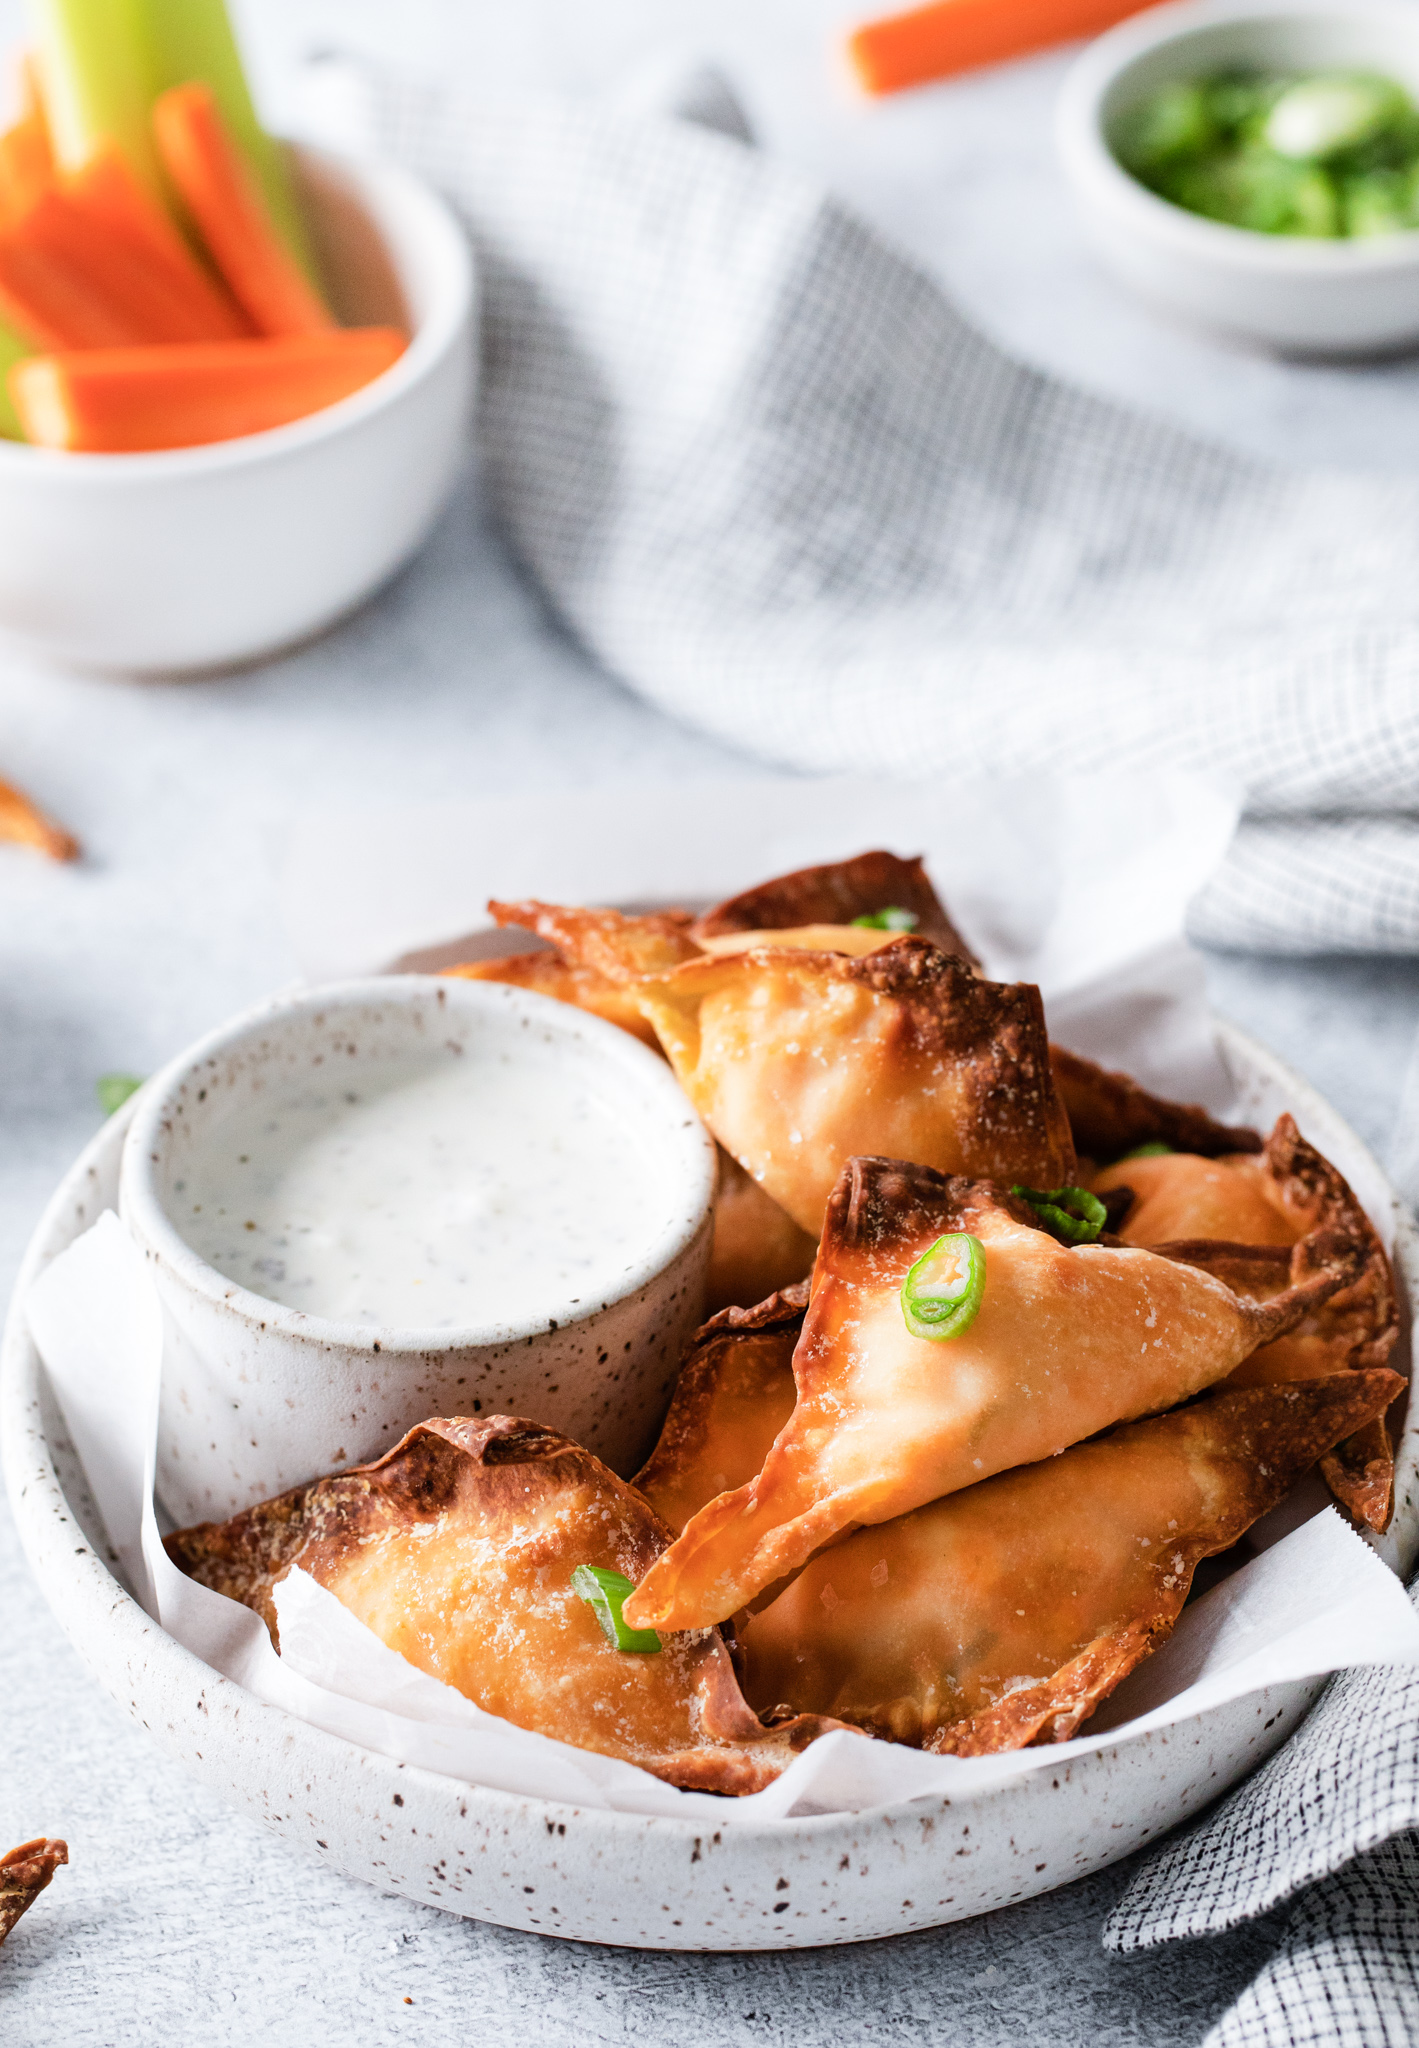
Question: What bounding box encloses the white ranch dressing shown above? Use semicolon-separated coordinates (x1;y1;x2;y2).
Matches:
175;1047;667;1329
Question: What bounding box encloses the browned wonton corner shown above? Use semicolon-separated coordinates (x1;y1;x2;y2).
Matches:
692;850;981;969
166;1415;846;1794
0;1838;68;1947
1051;1045;1261;1162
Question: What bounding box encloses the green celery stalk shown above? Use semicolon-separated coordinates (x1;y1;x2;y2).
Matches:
140;0;319;278
0;324;31;440
24;0;165;198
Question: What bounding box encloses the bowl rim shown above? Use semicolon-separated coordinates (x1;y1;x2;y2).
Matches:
118;975;718;1355
1057;0;1419;273
0;138;474;480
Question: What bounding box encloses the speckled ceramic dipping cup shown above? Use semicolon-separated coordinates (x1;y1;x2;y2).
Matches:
119;979;716;1526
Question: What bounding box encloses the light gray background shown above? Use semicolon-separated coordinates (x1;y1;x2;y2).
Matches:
3;2;1418;2041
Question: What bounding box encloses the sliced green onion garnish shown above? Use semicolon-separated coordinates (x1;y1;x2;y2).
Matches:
901;1232;986;1342
851;906;918;932
1012;1185;1108;1246
96;1074;144;1116
571;1565;662;1653
1120;1141;1175;1161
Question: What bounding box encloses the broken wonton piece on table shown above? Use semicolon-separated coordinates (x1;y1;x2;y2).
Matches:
0;1838;68;1946
738;1371;1402;1754
637;939;1074;1237
634;1283;806;1537
1051;1045;1260;1163
0;780;78;862
692;850;981;970
624;1156;1367;1633
165;1415;843;1794
1097;1114;1402;1532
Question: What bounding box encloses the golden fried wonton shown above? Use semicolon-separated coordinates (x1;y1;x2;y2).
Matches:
693;851;980;968
1051;1045;1261;1164
623;1157;1367;1633
634;1284;806;1536
441;951;663;1049
737;1371;1402;1755
0;1838;68;1946
1096;1115;1402;1532
489;898;702;980
635;939;1074;1237
166;1416;843;1793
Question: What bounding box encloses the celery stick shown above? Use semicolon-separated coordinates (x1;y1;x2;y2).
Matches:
141;0;318;278
24;0;165;198
0;323;32;440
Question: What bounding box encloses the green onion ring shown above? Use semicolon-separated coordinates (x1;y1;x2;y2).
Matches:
1011;1185;1108;1246
571;1565;662;1653
850;906;918;932
1119;1141;1175;1160
900;1232;987;1342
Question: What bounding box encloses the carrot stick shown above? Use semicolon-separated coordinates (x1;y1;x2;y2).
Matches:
66;145;249;337
152;83;332;336
0;777;79;859
10;328;406;451
848;0;1151;93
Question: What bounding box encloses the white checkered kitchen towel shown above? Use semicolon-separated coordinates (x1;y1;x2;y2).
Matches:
337;63;1419;957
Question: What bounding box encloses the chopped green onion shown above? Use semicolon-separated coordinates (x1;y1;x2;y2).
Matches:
851;906;918;932
1120;1141;1175;1161
571;1565;662;1653
901;1232;986;1342
96;1073;144;1116
1012;1185;1108;1246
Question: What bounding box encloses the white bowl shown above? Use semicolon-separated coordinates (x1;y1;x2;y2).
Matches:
4;1017;1415;1948
1057;0;1419;354
118;977;716;1525
0;142;474;672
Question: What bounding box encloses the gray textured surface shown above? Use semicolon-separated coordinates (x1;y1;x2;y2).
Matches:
3;1;1419;2040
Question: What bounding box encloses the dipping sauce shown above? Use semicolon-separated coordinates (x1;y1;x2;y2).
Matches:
1115;70;1419;238
174;1047;668;1329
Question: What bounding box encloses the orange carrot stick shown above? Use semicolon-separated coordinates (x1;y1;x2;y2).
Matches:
10;328;406;451
848;0;1151;93
152;83;332;336
66;145;250;339
0;149;252;349
0;777;78;859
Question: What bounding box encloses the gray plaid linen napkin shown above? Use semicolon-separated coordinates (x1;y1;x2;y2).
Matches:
354;67;1419;955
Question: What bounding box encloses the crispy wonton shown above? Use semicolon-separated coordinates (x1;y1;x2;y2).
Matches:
693;851;980;968
1051;1045;1261;1164
706;1148;819;1315
737;1371;1401;1755
624;1157;1366;1632
1096;1115;1402;1531
166;1415;841;1793
441;951;663;1049
0;1838;68;1945
635;939;1074;1237
488;899;702;980
634;1284;806;1536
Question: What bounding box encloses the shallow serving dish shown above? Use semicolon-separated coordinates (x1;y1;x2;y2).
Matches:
4;1015;1414;1950
0;140;474;673
119;975;716;1525
1057;0;1419;354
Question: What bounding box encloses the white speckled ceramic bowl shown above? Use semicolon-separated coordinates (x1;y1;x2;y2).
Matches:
118;977;716;1525
1058;0;1419;354
4;1019;1414;1949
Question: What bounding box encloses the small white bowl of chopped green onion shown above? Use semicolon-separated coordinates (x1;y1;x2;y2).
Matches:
1057;0;1419;353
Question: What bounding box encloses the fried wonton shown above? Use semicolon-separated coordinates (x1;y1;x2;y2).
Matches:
166;1415;841;1794
737;1371;1402;1755
634;1284;806;1536
624;1157;1366;1633
0;1838;67;1946
693;851;980;969
489;899;703;980
1097;1115;1402;1531
1051;1045;1261;1164
441;950;663;1049
635;939;1074;1237
706;1149;818;1315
